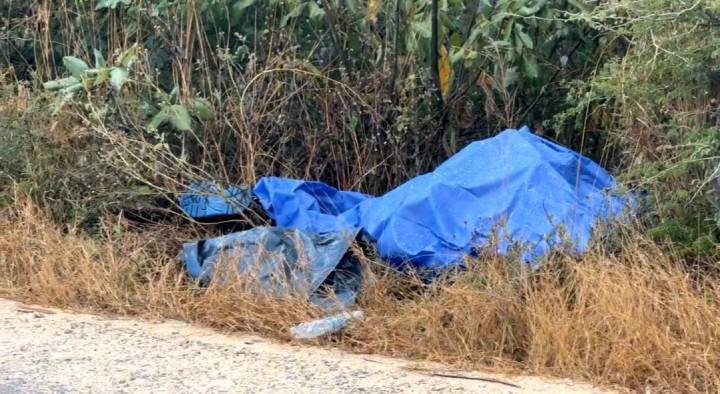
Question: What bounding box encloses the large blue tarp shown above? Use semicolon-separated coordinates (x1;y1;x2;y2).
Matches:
253;127;628;269
179;126;629;305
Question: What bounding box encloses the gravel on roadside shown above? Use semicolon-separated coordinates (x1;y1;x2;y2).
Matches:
0;299;612;394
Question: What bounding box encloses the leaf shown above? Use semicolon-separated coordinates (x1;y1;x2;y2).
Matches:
133;185;153;196
516;26;534;50
110;67;129;91
280;3;306;28
117;46;136;68
492;40;513;49
51;92;72;116
43;76;80;91
95;0;131;10
514;33;523;54
307;2;325;21
438;45;452;99
412;15;432;38
345;0;361;14
502;67;519;89
187;98;215;120
451;48;478;64
233;0;257;13
518;0;546;16
491;11;510;25
81;77;95;89
466;26;483;45
93;49;107;68
147;108;169;131
286;59;322;74
450;32;463;48
94;69;111;86
167;105;193;131
522;55;539;79
62;56;89;78
502;19;514;43
59;83;83;95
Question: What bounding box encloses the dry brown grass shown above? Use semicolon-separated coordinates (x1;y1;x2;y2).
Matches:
0;200;318;335
2;200;720;392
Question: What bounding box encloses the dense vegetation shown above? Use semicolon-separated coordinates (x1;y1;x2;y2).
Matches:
3;1;720;391
3;0;719;260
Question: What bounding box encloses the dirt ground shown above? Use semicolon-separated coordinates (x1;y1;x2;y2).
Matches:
0;299;613;393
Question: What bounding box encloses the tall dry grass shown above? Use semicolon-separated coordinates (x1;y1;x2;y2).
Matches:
1;200;720;392
0;200;318;334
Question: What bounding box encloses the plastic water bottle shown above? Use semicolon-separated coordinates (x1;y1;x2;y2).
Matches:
291;310;364;339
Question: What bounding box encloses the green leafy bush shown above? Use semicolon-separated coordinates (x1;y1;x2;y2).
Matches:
555;0;720;259
6;0;720;258
0;79;152;229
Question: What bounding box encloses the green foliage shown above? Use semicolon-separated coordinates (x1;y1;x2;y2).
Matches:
555;0;720;259
43;48;135;94
0;110;29;198
6;0;600;135
2;0;601;192
0;95;151;229
150;105;192;132
7;0;720;260
95;0;131;10
43;46;213;134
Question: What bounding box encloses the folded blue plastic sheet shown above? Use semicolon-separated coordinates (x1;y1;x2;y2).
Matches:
179;181;253;219
254;127;628;269
252;179;368;233
181;227;361;307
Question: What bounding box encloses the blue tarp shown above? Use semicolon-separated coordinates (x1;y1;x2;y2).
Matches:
253;179;369;233
253;127;627;269
182;227;361;307
179;126;629;304
179;181;253;219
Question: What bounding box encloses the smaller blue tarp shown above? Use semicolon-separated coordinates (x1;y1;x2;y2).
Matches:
179;181;253;219
181;227;361;307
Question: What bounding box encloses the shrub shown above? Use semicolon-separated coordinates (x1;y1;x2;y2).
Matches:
554;0;720;260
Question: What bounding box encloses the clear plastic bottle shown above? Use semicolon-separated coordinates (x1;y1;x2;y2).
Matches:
291;310;364;339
